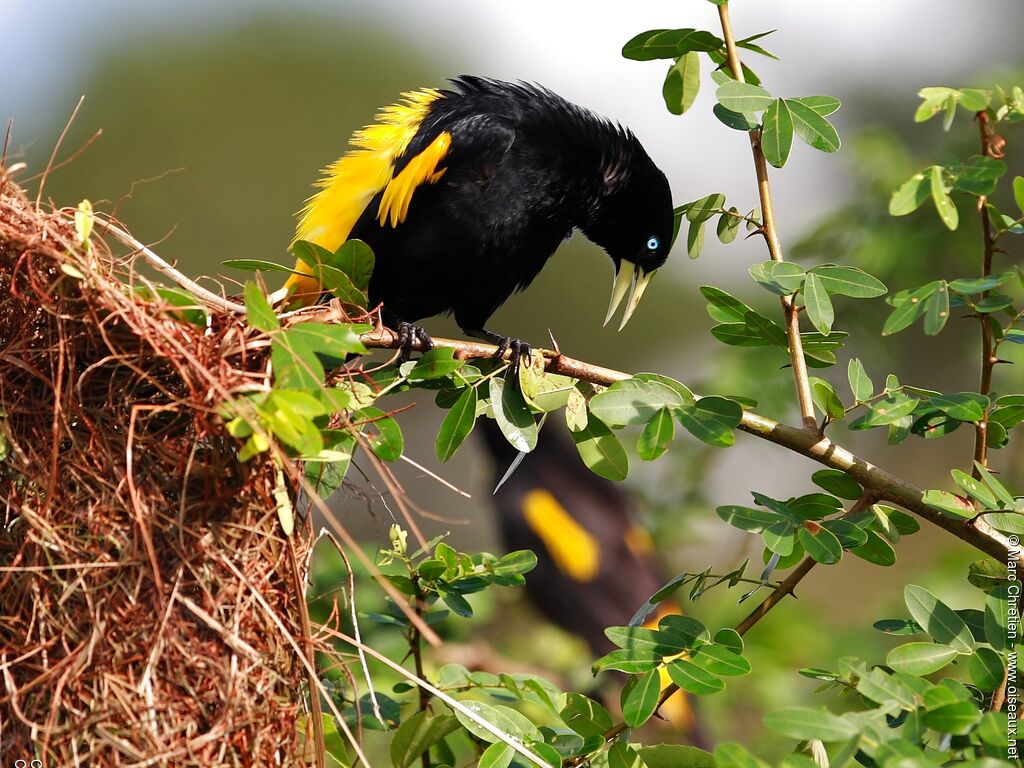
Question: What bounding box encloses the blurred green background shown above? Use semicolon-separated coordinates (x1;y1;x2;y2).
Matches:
6;0;1023;756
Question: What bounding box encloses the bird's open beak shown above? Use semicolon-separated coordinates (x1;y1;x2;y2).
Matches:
604;262;655;330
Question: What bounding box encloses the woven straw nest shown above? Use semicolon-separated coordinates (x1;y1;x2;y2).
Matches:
0;167;321;766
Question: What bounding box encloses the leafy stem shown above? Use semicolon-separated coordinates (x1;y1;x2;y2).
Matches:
408;572;432;768
716;2;818;430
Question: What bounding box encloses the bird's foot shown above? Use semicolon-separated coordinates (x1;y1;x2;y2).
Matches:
394;321;433;362
494;337;532;377
462;328;532;376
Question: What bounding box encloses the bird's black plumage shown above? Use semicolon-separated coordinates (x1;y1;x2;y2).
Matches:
292;76;674;354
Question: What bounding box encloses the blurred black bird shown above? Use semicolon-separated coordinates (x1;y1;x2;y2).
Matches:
478;418;699;736
279;76;674;360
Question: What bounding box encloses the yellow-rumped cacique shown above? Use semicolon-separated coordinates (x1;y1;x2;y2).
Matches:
279;76;674;361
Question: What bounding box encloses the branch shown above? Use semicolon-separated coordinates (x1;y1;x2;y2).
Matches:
717;4;817;431
349;324;1015;562
973;110;999;477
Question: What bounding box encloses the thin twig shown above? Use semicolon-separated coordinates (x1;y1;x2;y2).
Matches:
972;111;999;478
717;3;817;430
98;217;248;314
36;96;84;209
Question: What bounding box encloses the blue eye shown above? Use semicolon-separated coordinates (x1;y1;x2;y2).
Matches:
646;236;660;251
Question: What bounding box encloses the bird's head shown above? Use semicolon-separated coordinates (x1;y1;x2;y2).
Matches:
581;140;673;330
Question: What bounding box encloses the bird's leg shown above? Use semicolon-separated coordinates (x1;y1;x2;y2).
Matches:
393;321;434;361
463;328;532;375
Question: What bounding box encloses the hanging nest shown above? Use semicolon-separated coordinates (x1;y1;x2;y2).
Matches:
0;168;319;765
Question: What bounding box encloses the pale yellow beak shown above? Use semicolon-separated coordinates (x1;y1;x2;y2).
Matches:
604;262;655;330
619;269;654;331
604;266;634;326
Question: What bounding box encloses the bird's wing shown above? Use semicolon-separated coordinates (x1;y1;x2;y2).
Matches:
376;113;517;228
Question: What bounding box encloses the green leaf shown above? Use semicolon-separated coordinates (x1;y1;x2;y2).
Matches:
889;173;931;216
408;347;464;381
663;51;701;115
622;28;724;60
713;104;760;131
687;219;706;259
244;281;280;332
224;258;301;274
968;647;1005;690
571;416;628;481
930;165;959;230
666;659;726;696
589;378;689;427
851;530;896;566
593;648;662;675
714;743;771;768
810;266;887;298
786;99;841;152
333;239;375;292
359;406;404;462
677;397;743;447
930;392;988;422
797;524;843;564
904;585;974;653
922;281;950;335
848;394;919;429
701;285;753;323
762;707;859;741
951;468;998;508
922;702;982;735
855;667;917;711
985;586;1011;650
847;358;873;402
803;273;834;334
605;625;692;655
638;745;715;768
390;712;459;768
607;743;646;768
789;96;841;116
689;644;751;676
749;261;806;295
637;408;675;461
623;672;662;727
763;521;795;556
808;377;845;420
435;387;477;462
761;99;794;168
1014;176;1024;213
717;208;742;243
949;272;1017;294
949;155;1007;196
886;642;958;675
686;193;725;224
882;282;941;335
490;378;537;453
479;742;514;768
811;470;862;500
715;81;773;114
922;489;973;519
452;700;541;744
717;505;785;533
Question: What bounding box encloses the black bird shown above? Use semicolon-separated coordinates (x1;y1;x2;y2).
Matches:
478;418;699;735
279;76;674;360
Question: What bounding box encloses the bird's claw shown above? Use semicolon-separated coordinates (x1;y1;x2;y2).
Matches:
395;321;433;362
494;337;532;377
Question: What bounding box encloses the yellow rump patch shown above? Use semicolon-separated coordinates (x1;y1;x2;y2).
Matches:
282;87;442;304
378;131;451;227
522;489;600;582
